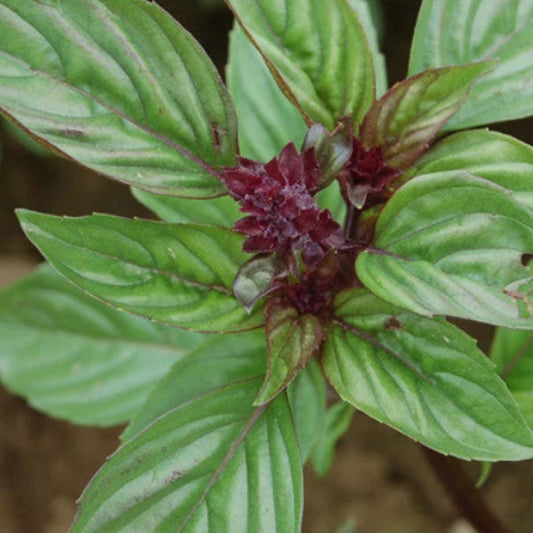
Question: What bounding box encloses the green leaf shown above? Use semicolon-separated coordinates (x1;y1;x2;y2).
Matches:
359;62;493;170
72;380;303;532
3;119;53;157
255;299;325;405
226;24;307;162
317;180;347;224
287;359;327;462
310;402;354;476
476;462;492;488
356;171;533;327
324;288;533;461
411;129;533;211
0;0;237;197
346;0;387;96
132;188;241;226
491;327;533;428
18;210;263;333
409;0;533;129
224;0;375;130
0;265;205;426
122;330;266;441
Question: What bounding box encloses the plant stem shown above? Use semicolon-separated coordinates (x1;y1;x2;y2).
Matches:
422;447;510;533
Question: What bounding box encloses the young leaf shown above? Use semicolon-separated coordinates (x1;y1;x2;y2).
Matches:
410;129;533;210
224;0;375;130
72;380;303;533
356;172;533;327
122;330;266;441
409;0;533;129
226;24;307;162
287;360;327;462
0;265;204;426
359;62;493;170
18;210;263;333
0;0;238;197
491;328;533;428
324;289;533;461
233;254;279;313
132;188;241;226
255;298;326;406
346;0;388;96
310;402;355;476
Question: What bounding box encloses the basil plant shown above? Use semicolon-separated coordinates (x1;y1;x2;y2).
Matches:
1;0;533;531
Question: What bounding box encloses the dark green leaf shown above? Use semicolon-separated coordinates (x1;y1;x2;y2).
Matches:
359;62;493;170
224;0;375;130
72;380;302;532
310;402;354;476
0;265;205;426
287;359;327;462
255;299;325;405
122;330;266;441
132;188;241;227
356;172;533;327
491;327;533;428
0;0;237;197
18;210;263;333
409;0;533;129
227;24;307;162
324;289;533;460
410;129;533;210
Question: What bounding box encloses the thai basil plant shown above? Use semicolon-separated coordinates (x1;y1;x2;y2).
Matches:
1;0;533;530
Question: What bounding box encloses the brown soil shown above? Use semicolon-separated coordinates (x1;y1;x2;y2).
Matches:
1;1;533;532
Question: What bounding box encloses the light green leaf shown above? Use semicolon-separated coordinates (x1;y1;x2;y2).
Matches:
357;171;533;327
122;330;266;441
224;0;375;130
346;0;387;96
310;402;354;476
491;327;533;428
316;180;347;225
359;62;493;170
18;210;263;333
0;0;238;197
72;380;303;532
0;265;205;426
227;24;307;162
287;359;327;462
324;289;533;461
255;299;325;405
409;0;533;129
132;188;241;227
411;129;533;211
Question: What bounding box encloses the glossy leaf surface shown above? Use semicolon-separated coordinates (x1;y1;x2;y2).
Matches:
132;188;240;227
324;289;533;460
255;299;325;405
18;211;262;332
287;359;327;462
224;0;375;129
227;24;307;162
357;172;533;327
310;402;354;476
0;265;204;426
411;129;533;210
409;0;533;129
0;0;237;197
491;328;533;428
359;62;492;170
72;379;302;532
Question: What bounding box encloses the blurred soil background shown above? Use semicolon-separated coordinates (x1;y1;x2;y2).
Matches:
1;1;532;531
